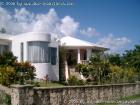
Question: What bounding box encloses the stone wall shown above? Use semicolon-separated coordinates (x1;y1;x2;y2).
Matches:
0;82;140;105
11;85;34;105
0;85;11;105
33;83;140;105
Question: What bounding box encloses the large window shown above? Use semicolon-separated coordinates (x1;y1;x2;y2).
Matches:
28;41;49;63
0;45;9;54
50;47;57;65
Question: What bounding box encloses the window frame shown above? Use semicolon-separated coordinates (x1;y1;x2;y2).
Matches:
27;41;49;63
50;47;57;65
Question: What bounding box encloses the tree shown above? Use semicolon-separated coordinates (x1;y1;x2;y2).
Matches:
123;44;140;80
59;47;66;82
108;54;122;66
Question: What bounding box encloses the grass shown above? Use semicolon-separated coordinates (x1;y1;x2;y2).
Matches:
120;94;140;101
96;94;140;105
38;81;65;87
96;103;117;105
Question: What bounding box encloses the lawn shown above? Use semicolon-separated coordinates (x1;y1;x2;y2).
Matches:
96;94;140;105
38;81;65;87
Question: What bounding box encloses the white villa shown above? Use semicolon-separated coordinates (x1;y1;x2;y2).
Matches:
0;32;108;81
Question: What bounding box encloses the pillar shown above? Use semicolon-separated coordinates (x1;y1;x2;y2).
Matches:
77;48;81;63
86;48;91;61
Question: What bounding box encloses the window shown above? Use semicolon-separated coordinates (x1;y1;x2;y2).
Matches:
50;47;57;65
28;41;49;63
0;45;9;54
20;43;24;61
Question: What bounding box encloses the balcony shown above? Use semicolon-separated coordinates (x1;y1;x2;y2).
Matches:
81;60;89;64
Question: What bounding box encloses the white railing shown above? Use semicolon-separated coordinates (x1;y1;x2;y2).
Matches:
81;60;89;64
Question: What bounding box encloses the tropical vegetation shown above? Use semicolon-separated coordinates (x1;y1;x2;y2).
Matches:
0;51;36;86
73;44;140;85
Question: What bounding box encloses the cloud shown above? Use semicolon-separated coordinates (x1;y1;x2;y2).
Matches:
59;16;79;36
80;27;100;37
0;7;79;38
0;7;35;34
14;8;34;22
33;8;59;33
0;7;12;32
97;34;131;53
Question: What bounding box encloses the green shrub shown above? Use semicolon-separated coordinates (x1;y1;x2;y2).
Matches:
0;52;36;86
76;64;90;78
67;75;78;85
14;62;36;84
33;81;40;87
67;75;85;86
0;51;17;66
0;66;15;86
77;79;85;85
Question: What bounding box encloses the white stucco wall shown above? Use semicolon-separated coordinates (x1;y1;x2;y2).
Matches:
32;63;51;79
49;41;59;81
11;32;51;61
11;32;59;81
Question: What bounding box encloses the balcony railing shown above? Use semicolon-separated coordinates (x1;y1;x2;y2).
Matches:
81;60;89;64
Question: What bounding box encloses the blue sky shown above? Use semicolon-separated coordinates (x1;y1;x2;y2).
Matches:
0;0;140;53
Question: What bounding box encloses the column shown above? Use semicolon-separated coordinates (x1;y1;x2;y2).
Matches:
65;61;69;80
77;48;81;63
86;48;91;61
24;42;27;61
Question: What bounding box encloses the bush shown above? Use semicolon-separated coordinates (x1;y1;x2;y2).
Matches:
67;75;85;86
0;52;36;86
77;79;85;85
0;51;17;66
76;64;90;78
0;66;15;86
109;65;137;83
67;75;78;85
14;62;36;84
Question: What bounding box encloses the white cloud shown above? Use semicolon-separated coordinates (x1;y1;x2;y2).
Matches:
0;7;35;34
14;8;34;22
80;27;99;37
59;16;79;36
0;7;79;38
33;8;59;33
0;7;12;32
97;34;131;53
